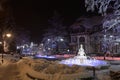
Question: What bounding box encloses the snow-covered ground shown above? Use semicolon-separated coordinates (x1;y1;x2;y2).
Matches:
0;54;119;80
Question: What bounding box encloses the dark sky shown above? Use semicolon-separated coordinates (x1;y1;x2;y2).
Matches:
10;0;87;42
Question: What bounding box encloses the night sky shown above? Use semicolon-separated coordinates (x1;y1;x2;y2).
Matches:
10;0;88;42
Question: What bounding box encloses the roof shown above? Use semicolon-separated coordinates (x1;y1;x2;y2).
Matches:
70;16;104;29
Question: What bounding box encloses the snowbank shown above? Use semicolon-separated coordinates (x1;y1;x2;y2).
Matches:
16;57;92;80
0;56;112;80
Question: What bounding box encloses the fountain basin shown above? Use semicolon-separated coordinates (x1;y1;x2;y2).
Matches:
59;58;109;68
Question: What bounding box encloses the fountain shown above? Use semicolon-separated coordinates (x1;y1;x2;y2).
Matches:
74;44;87;63
60;44;109;67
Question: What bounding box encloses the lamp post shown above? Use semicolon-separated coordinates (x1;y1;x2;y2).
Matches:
1;33;12;64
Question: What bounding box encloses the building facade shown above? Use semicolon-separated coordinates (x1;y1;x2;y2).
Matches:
69;16;120;54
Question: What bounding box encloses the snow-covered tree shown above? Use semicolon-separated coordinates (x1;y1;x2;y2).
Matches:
103;13;120;32
85;0;120;53
85;0;120;16
102;13;120;52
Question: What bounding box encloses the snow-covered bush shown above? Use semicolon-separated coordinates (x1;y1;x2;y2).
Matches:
31;59;86;75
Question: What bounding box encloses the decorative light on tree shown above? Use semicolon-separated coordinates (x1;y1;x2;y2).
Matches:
60;38;64;41
48;39;50;41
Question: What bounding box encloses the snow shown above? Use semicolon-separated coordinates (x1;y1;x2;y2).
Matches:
0;56;91;80
0;54;119;80
85;0;120;16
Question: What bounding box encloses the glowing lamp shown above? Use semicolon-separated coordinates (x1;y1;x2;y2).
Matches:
6;33;12;38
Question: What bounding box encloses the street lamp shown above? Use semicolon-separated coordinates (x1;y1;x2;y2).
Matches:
1;33;12;64
0;42;2;45
6;33;12;38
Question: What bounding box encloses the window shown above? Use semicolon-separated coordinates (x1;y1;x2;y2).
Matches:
79;37;85;42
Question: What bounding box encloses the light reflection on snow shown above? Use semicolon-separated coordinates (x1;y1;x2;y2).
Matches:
35;54;56;59
59;58;108;67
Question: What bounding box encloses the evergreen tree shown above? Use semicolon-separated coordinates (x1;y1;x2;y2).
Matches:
42;11;69;54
